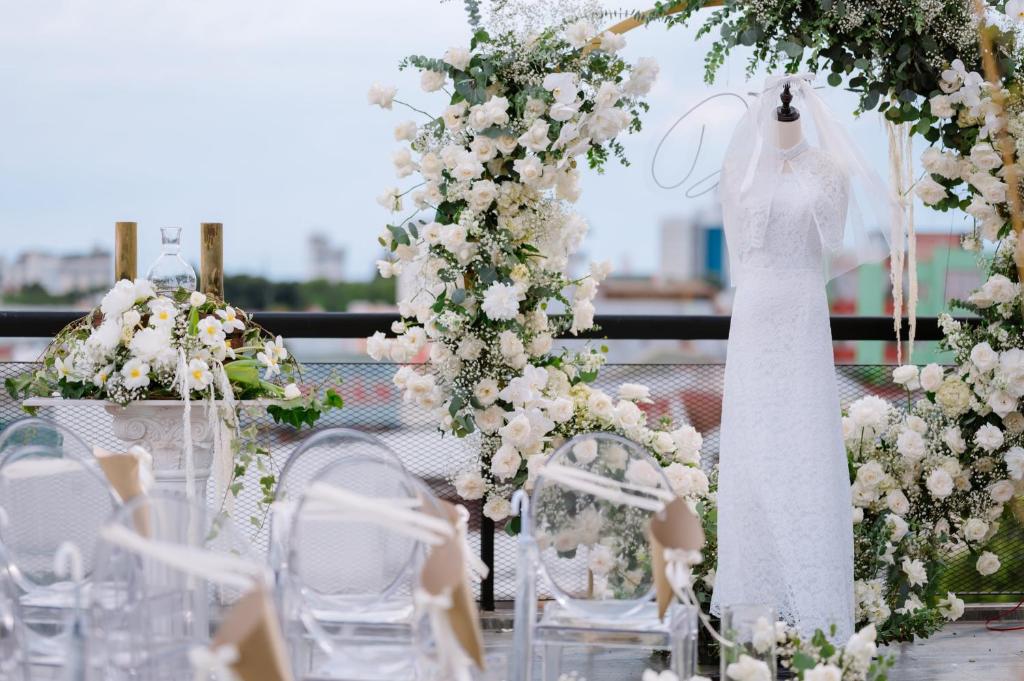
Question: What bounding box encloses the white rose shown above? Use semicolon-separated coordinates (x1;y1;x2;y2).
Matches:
651;431;675;455
625;459;661;488
442;104;466;131
499;414;532;448
962;517;989;542
988;391;1017;418
490;444;522;480
892;364;920;389
475;406;506;434
470;179;499;209
914;176;947;205
420;69;446;92
926;468;955;499
887;513;910;542
985;274;1018;304
970;142;1003;171
100;280;137;317
929;94;955;117
724;654;771;681
975;423;1005;452
664;463;710;498
495;135;518;155
852;507;864;524
442;47;471;71
989;479;1016;503
587;390;614;420
367;82;397;109
572;438;599;465
886;489;910;516
671;425;703;464
1005;446;1024;480
599;31;626;52
856;460;886;488
282;383;301;400
565;19;597;48
482;495;512;521
394;120;418;142
513;156;544;185
613;400;644;429
943;426;967;454
617;383;651;403
971;342;999;372
474;378;500;406
804;664;841;681
897;429;927;461
920;363;944;391
498;330;525;358
546;397;574;423
623;57;659;96
976;551;1001;576
454;470;486;500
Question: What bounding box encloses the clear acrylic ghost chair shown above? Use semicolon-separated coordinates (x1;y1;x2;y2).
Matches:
0;417;119;669
511;432;698;681
269;429;405;580
0;560;29;681
86;490;265;681
280;446;451;680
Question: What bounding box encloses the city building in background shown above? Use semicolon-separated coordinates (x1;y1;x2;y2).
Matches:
307;232;347;283
1;247;110;296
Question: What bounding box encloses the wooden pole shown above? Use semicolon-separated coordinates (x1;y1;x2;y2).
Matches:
114;222;137;282
200;223;224;301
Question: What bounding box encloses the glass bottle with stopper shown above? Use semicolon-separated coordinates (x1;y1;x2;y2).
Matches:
146;227;197;294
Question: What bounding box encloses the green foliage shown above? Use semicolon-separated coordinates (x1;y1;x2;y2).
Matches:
650;0;988;120
223;275;395;312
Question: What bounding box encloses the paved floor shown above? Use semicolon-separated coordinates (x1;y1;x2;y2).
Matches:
482;621;1024;681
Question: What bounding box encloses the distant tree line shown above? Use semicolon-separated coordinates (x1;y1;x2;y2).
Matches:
224;275;395;311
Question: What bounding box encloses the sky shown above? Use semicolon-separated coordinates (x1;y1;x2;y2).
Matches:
0;0;970;281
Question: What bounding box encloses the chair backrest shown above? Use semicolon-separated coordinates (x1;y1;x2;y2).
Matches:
529;432;674;618
274;428;404;502
284;445;437;624
0;417;117;592
0;561;28;680
87;491;260;681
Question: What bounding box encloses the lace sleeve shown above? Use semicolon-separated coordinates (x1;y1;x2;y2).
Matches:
801;150;848;255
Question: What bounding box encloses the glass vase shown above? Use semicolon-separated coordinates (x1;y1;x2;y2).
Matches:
146;226;197;294
720;603;777;681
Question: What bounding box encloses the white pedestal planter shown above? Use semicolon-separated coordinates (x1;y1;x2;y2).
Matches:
104;401;216;500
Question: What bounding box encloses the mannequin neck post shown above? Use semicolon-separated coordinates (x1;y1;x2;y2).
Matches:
775;117;804;150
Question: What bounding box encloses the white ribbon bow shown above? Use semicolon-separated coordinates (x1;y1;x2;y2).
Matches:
189;644;240;681
539;463;674;512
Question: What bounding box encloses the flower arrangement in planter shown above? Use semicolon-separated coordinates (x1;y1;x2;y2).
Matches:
364;1;710;522
6;278;342;508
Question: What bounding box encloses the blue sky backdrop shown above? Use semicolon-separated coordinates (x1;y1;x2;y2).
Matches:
0;0;967;280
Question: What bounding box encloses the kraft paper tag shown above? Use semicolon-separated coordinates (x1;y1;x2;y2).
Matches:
650;497;705;621
420;499;485;670
93;445;150;535
212;586;293;681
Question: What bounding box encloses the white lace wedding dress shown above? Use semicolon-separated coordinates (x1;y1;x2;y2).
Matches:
711;139;855;641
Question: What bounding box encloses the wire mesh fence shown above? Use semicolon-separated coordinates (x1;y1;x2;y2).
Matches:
1;360;1020;603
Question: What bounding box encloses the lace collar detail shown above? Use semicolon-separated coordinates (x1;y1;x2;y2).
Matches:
776;139;809;161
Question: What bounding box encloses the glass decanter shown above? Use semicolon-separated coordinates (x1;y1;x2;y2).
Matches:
146;226;197;294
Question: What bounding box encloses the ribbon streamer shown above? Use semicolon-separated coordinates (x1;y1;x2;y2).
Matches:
303;482;454;546
100;524;266;592
538;463;674;512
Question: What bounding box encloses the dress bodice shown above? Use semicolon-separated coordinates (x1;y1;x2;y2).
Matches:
726;140;849;283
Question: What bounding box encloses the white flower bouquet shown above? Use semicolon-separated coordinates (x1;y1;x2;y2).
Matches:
6;279;343;507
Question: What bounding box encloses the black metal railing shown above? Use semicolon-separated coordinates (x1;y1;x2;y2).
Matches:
0;311;956;609
0;310;951;341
